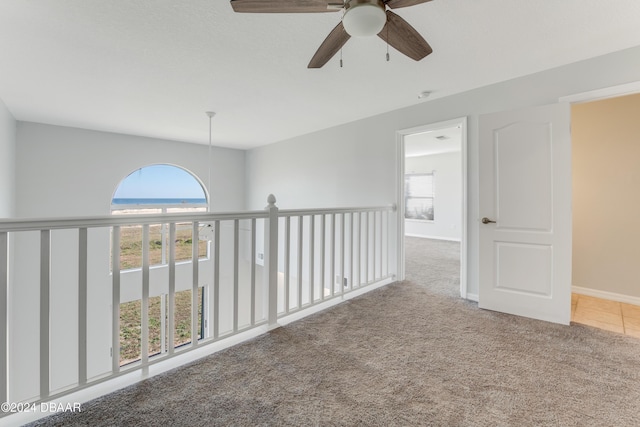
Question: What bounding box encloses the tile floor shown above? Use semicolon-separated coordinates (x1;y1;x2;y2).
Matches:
571;293;640;338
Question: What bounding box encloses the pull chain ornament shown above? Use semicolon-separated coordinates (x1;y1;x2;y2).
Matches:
386;22;390;62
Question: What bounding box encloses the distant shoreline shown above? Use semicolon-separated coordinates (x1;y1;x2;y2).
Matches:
112;198;207;205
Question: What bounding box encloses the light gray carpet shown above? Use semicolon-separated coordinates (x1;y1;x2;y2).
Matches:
28;237;640;426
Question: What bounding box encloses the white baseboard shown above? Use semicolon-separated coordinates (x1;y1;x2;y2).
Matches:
278;277;394;327
404;234;461;242
572;286;640;306
466;288;636;306
465;293;479;302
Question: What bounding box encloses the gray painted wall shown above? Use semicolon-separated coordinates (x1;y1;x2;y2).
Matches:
246;45;640;299
15;122;246;217
0;99;16;218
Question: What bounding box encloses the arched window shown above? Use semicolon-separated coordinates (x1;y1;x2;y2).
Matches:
111;164;208;270
111;164;207;214
111;164;207;365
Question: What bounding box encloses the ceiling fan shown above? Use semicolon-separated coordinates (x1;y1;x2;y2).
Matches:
230;0;433;68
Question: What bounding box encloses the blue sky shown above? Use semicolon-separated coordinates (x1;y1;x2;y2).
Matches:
113;164;206;199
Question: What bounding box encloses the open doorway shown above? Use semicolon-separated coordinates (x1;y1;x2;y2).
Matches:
570;91;640;337
396;117;468;299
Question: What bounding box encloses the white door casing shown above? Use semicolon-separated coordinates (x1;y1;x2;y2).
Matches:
396;117;468;298
478;103;571;324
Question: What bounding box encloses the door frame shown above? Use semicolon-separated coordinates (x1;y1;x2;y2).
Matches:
395;116;469;299
560;80;640;304
559;80;640;105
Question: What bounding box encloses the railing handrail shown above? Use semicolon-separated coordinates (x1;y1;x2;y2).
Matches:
279;204;396;217
0;204;396;232
0;210;268;232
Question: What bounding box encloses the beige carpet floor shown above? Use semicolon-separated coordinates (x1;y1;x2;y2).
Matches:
28;237;640;426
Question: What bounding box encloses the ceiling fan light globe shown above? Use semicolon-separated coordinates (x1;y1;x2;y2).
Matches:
343;3;387;37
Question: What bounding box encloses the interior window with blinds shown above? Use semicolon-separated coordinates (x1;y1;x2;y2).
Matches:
405;172;435;220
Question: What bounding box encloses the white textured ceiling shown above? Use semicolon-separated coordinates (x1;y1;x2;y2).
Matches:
405;126;460;157
1;1;639;149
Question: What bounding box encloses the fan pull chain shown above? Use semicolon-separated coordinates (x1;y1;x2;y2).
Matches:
386;23;390;62
340;4;345;68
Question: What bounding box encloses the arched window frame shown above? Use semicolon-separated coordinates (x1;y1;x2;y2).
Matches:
111;164;209;269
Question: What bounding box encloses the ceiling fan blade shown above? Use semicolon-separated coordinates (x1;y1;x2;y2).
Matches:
308;22;351;68
384;0;432;9
230;0;342;13
378;10;432;61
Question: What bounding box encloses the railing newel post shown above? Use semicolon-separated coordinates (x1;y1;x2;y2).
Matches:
264;195;279;329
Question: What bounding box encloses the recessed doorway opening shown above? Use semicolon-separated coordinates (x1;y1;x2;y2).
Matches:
570;91;640;337
396;117;468;299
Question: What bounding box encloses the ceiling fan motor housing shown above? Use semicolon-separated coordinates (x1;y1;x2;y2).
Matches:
342;0;387;37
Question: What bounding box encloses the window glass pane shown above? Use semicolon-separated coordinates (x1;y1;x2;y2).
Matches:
148;296;163;357
112;224;165;270
407;174;433;198
172;222;207;262
111;164;209;271
149;224;165;266
174;288;204;348
118;226;142;270
119;296;164;367
405;173;435;220
113;164;206;203
120;300;141;366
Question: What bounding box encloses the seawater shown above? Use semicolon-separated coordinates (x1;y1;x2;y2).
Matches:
112;198;207;205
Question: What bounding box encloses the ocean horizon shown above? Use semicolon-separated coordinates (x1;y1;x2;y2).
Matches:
112;198;207;205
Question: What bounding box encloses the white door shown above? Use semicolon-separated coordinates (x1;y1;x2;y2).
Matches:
478;103;571;324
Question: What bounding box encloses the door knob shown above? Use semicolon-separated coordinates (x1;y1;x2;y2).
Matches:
481;217;496;224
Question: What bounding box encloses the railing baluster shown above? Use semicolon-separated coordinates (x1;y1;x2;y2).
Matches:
213;221;220;340
330;214;335;297
168;223;176;355
309;215;315;302
297;216;303;309
357;213;362;288
40;230;50;399
192;222;199;345
233;219;239;333
364;212;371;285
160;294;166;354
284;216;290;314
0;231;8;404
141;225;150;365
349;213;354;291
373;211;377;282
378;212;382;280
320;215;326;300
250;218;256;325
340;213;345;296
78;228;88;386
385;211;390;277
377;211;384;278
111;226;121;373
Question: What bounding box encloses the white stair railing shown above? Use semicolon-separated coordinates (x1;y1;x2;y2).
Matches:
0;195;396;418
